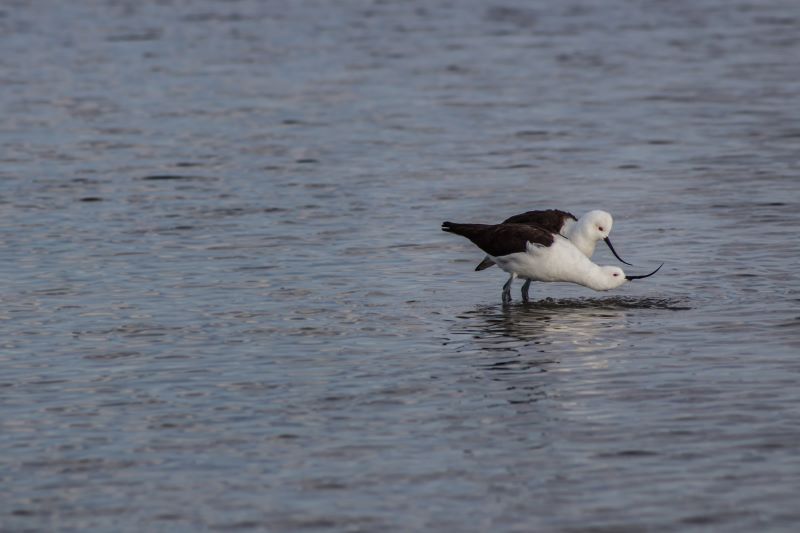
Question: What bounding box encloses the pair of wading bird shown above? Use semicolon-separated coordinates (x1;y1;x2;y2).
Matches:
442;209;662;303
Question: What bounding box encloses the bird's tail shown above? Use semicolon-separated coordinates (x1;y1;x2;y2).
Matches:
441;221;489;238
441;221;458;233
442;222;499;259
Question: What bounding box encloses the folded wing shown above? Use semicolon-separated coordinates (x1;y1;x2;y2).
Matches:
442;222;555;257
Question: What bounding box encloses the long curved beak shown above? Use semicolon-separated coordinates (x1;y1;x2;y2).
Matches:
625;263;663;281
603;237;633;266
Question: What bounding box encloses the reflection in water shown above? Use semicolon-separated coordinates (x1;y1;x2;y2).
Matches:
446;297;690;405
448;296;689;367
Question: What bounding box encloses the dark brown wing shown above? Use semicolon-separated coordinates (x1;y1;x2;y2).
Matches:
501;209;576;233
442;222;554;257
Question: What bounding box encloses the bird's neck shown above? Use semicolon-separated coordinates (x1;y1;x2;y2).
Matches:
553;243;611;290
566;225;598;258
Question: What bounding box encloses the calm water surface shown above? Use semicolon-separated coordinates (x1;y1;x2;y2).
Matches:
1;1;799;531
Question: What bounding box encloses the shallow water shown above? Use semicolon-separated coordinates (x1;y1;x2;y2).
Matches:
2;0;800;531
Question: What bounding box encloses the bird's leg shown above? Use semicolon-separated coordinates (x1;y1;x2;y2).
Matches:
521;280;531;302
502;273;516;304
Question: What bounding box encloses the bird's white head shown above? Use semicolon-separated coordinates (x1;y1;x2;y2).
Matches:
592;265;627;291
589;263;664;291
569;210;614;257
581;210;614;240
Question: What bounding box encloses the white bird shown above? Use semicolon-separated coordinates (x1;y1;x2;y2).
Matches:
442;222;661;303
474;209;632;300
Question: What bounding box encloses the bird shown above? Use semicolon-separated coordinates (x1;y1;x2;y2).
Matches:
473;209;632;300
442;221;662;303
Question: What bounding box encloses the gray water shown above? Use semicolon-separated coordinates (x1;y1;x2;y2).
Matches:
2;1;799;531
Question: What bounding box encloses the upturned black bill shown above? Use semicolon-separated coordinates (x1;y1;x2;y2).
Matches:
625;263;664;281
603;237;633;266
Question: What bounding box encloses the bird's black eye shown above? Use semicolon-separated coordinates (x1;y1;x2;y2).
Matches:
613;273;619;277
598;226;604;232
